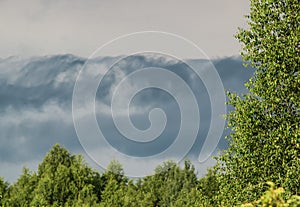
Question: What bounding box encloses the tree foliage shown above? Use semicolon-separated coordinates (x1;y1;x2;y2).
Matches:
0;177;8;206
0;143;299;206
2;144;103;206
217;0;300;205
242;182;300;207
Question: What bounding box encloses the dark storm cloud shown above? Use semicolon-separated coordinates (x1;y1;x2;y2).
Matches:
0;54;254;182
0;55;83;110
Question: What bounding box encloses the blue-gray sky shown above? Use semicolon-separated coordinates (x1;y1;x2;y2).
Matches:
0;55;254;181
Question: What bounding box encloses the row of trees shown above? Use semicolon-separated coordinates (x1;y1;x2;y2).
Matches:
0;144;212;206
0;0;299;206
0;144;299;206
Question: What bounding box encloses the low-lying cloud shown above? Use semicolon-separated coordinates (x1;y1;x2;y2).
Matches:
0;54;254;182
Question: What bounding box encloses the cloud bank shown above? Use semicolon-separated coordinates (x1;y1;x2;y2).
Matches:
0;54;254;181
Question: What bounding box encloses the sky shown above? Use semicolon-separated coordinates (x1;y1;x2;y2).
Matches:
0;0;249;58
0;0;253;182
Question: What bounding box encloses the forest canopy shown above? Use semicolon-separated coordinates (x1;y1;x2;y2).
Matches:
0;144;299;206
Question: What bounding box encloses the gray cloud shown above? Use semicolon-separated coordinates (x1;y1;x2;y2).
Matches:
0;54;254;182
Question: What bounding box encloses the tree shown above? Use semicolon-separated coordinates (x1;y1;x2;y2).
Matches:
99;177;126;207
172;166;220;207
1;144;103;206
5;167;37;206
196;166;220;206
241;182;300;207
0;177;8;206
99;160;127;207
171;187;203;207
217;0;300;205
139;160;198;207
32;144;102;206
103;159;126;184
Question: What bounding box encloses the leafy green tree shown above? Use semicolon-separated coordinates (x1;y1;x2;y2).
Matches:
99;160;130;207
241;182;300;207
1;145;110;207
5;167;37;206
103;159;126;184
71;184;99;207
99;175;153;207
32;144;102;206
0;177;8;206
196;166;220;206
140;160;198;207
122;180;154;207
217;0;300;205
99;177;126;207
172;187;203;207
172;166;221;207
